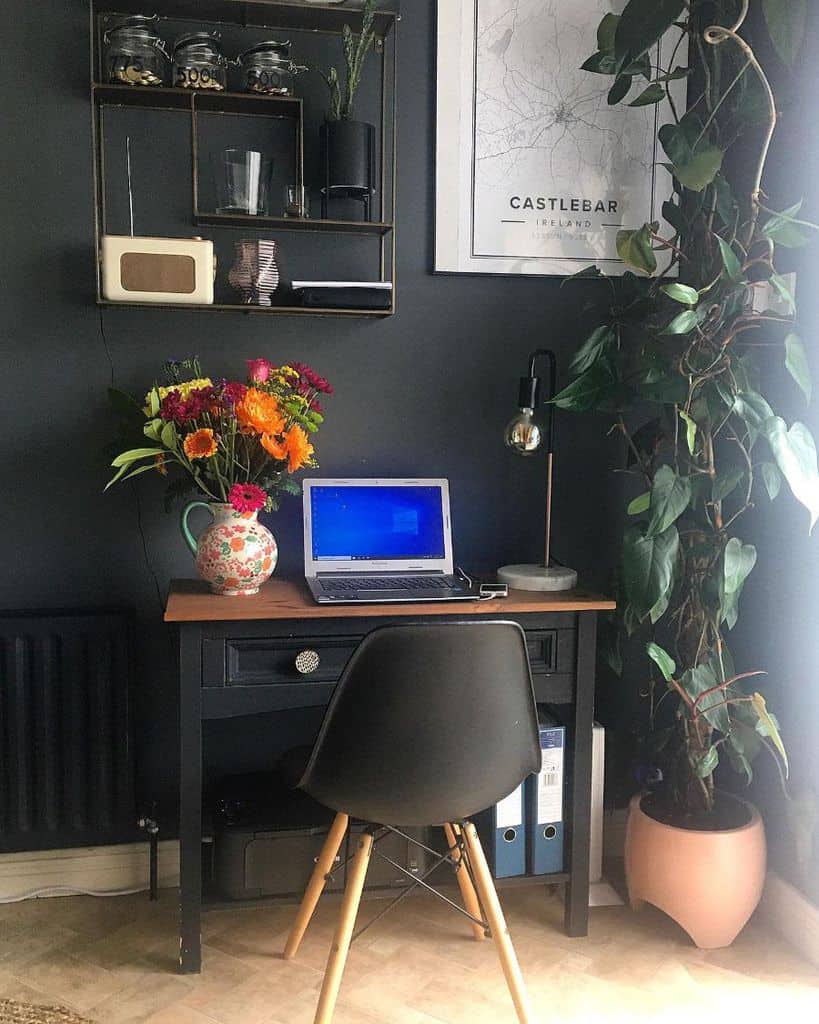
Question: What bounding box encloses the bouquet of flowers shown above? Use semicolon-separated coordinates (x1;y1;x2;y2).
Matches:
106;356;332;514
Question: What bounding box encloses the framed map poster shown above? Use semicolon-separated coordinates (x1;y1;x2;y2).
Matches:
434;0;687;276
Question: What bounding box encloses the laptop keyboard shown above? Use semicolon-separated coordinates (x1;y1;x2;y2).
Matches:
320;575;462;592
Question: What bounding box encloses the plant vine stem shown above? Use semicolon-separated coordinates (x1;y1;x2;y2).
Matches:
703;22;777;249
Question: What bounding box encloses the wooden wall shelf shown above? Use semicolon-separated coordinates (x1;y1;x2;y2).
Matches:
97;300;392;318
93;83;302;118
194;211;393;235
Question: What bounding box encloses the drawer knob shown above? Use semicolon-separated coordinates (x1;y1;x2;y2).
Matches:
295;649;321;675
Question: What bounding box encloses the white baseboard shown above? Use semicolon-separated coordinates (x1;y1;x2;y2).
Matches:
759;871;819;968
0;840;180;901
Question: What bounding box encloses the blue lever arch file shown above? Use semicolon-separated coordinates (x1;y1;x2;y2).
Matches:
526;713;565;875
474;783;526;878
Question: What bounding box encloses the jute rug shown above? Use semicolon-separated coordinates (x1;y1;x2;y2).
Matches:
0;1000;94;1024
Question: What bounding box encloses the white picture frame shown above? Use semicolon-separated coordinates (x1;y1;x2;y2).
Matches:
434;0;687;277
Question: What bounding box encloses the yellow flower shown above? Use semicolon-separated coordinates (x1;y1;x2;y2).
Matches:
183;428;218;460
143;378;213;414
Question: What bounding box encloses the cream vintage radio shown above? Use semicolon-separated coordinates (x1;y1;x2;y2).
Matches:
101;235;216;304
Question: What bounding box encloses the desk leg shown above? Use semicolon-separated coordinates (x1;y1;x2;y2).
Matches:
564;611;596;938
179;624;202;974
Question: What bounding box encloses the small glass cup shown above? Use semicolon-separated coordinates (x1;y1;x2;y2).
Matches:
283;185;310;219
214;149;273;216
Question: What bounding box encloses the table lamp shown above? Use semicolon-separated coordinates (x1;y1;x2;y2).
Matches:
498;348;578;592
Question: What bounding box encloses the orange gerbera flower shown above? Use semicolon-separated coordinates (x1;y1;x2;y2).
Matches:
284;424;314;472
183;427;218;460
260;432;287;461
235;388;285;436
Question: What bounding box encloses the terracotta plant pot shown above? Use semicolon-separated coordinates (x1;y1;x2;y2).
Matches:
625;792;766;949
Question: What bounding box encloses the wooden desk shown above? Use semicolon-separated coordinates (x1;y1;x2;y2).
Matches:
166;579;615;973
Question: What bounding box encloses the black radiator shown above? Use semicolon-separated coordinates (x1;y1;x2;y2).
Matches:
0;610;136;853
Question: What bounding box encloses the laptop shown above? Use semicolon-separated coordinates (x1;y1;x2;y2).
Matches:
303;478;480;604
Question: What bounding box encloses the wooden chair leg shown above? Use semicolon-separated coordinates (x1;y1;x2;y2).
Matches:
444;823;485;941
462;821;532;1024
313;830;373;1024
284;812;349;960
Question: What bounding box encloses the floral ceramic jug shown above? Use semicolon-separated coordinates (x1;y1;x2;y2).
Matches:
181;502;277;595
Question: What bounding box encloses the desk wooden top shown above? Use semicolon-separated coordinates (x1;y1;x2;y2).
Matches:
164;578;615;622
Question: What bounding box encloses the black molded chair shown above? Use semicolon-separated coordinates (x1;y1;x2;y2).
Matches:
283;621;541;1024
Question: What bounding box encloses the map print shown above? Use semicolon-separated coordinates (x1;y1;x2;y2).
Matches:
471;0;679;269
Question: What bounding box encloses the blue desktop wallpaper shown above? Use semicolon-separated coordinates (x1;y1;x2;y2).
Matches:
310;486;446;560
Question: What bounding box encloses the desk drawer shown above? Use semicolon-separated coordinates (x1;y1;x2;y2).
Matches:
203;636;362;687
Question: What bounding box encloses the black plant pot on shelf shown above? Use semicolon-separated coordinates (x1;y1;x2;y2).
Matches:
319;119;376;221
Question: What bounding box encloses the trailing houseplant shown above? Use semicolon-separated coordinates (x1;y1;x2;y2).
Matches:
316;0;379;211
106;356;332;595
555;0;818;832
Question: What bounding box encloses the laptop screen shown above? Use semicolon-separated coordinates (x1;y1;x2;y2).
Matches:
310;484;446;562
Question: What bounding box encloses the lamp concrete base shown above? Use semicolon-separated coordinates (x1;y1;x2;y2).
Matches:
496;564;578;591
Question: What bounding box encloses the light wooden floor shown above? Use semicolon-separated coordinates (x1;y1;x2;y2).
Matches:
0;885;817;1023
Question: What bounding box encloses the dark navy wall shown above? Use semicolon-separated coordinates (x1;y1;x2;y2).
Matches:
1;0;618;821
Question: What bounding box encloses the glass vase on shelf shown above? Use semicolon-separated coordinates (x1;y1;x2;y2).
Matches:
213;149;273;216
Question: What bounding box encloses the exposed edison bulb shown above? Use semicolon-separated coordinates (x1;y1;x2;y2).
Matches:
503;407;543;455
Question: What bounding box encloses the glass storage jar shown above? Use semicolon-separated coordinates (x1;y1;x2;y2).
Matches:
237;40;307;96
172;32;228;91
104;15;168;86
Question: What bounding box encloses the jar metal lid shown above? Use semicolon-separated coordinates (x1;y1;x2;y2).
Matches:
104;14;162;43
238;39;292;63
173;30;223;54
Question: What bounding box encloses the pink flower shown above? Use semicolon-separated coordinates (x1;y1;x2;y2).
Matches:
228;483;267;514
247;358;274;384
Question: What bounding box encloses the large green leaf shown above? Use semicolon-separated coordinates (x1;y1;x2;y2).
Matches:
661;309;701;335
785;333;812;404
679;409;697;455
763;0;806;64
597;12;620;53
716;236;742;280
712;467;745;503
622;523;680;622
628;82;665;107
552;360;617;411
733;391;774;447
760;461;782;501
764;417;819;531
696;745;720;778
661;283;699;305
752;691;789;775
762;202;809;248
721;538;757;630
616;224;657;275
659;122;723;192
682;663;731;734
569;325;615;375
647;465;691;537
662;200;687;238
627;491;651;516
581;50;618;75
770;273;796;314
646;641;676;681
110;446;165;468
608;75;633;105
614;0;685;63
